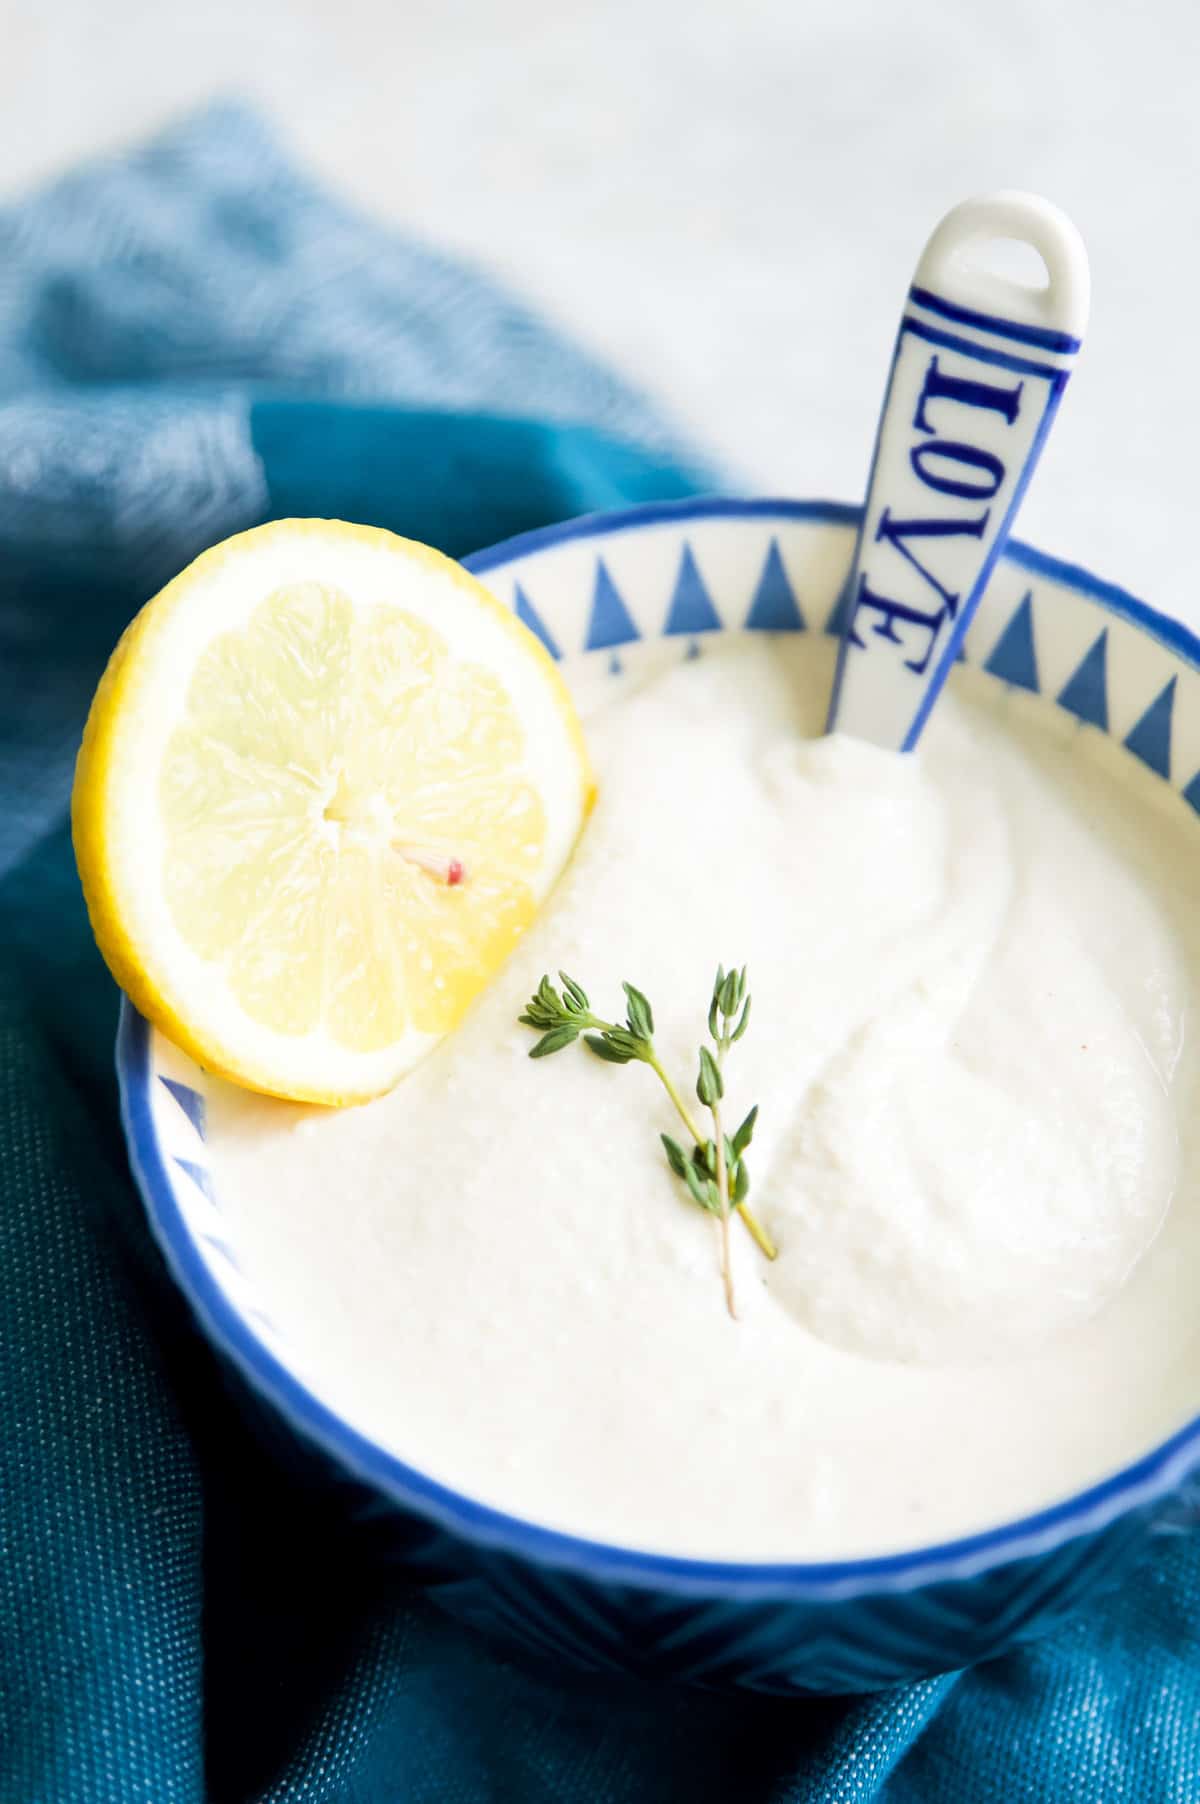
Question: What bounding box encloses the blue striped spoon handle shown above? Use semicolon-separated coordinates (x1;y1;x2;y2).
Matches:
826;191;1089;750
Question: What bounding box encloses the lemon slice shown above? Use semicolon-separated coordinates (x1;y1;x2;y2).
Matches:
73;519;593;1103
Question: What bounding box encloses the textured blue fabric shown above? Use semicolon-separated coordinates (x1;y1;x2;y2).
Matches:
1;102;1197;1803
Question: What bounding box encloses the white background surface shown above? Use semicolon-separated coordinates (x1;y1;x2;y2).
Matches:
3;0;1198;622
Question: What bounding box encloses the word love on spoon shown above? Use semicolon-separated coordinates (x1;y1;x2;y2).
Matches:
826;190;1090;750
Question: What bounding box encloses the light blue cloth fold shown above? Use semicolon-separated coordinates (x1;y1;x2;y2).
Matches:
0;100;688;446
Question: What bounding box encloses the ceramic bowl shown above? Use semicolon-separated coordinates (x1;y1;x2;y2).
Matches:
118;496;1200;1694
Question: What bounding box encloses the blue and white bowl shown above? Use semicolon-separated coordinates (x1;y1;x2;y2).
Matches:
118;497;1200;1694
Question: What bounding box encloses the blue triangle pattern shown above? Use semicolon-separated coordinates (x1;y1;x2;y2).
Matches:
200;1232;238;1267
1124;677;1176;779
824;579;854;638
514;583;562;660
585;559;640;651
174;1156;213;1200
160;1076;206;1141
745;539;805;632
664;545;722;636
984;591;1039;693
1183;771;1200;816
1057;629;1109;731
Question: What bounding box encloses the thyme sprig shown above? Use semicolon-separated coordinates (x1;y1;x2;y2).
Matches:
519;967;776;1316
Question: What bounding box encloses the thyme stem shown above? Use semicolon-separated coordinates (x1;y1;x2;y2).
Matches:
518;967;776;1311
710;1091;736;1318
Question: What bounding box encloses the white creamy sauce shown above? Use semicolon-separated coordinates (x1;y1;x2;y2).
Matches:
210;638;1200;1559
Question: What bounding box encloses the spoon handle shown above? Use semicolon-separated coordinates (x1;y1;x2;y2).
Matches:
826;191;1090;750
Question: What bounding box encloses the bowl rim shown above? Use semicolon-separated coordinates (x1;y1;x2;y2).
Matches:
120;493;1200;1599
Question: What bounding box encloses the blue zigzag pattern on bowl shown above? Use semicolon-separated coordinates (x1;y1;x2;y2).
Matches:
745;538;806;633
824;583;854;638
573;539;819;651
514;582;562;661
516;527;1200;802
664;545;722;637
159;1074;206;1140
1125;678;1176;780
1058;629;1110;731
984;591;1039;693
585;559;640;651
173;1155;213;1200
119;500;1200;1694
976;586;1197;794
150;1070;244;1278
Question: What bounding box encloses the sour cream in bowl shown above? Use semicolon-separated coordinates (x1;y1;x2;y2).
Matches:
120;498;1200;1693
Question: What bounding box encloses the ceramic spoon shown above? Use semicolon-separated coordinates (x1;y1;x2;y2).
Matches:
826;191;1090;750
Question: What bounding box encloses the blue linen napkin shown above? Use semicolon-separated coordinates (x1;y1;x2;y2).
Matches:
0;101;1196;1804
